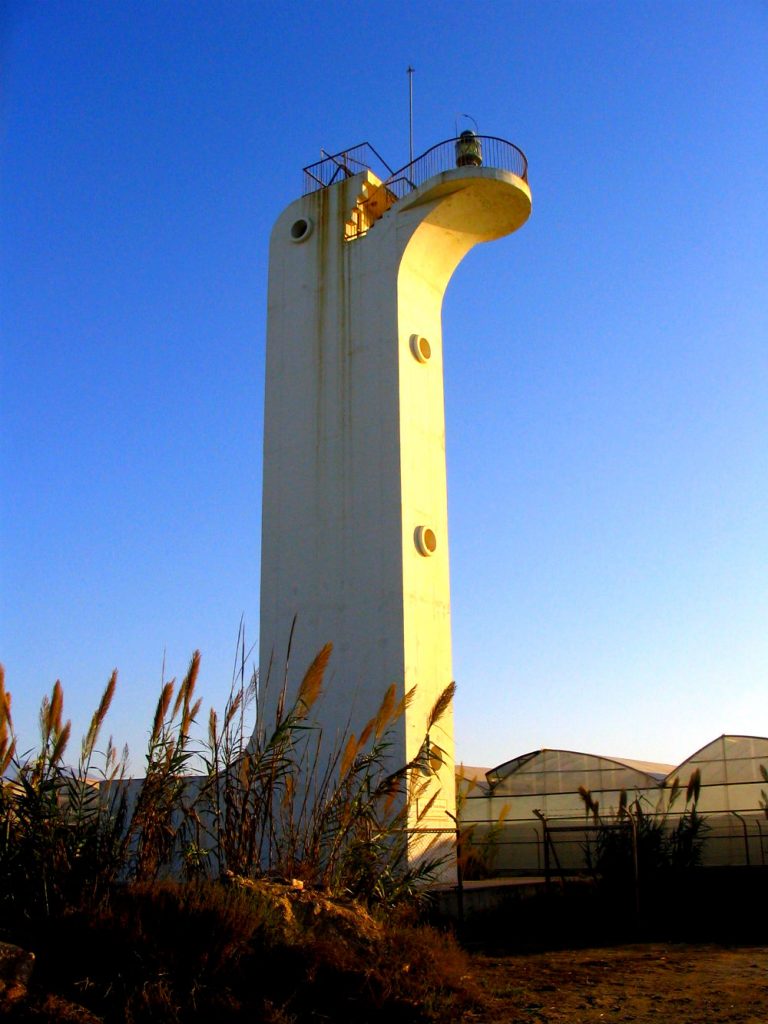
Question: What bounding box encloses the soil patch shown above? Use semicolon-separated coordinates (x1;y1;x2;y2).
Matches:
467;943;768;1023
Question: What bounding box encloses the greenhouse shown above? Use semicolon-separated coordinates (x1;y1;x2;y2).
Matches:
668;735;768;867
458;736;768;875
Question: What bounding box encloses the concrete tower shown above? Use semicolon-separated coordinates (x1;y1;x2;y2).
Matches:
259;136;531;838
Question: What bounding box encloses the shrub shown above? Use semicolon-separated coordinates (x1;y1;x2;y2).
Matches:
579;770;707;925
0;645;468;1021
22;879;476;1023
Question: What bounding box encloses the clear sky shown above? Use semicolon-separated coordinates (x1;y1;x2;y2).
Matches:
2;1;767;774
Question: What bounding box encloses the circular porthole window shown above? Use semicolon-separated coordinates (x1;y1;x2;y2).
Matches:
290;217;313;243
410;334;432;363
414;525;437;557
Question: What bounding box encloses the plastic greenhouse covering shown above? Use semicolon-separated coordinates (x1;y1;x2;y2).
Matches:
459;736;768;875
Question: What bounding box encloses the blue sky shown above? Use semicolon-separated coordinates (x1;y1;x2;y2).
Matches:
2;1;767;773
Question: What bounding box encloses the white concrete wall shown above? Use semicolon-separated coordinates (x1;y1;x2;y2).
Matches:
259;164;531;843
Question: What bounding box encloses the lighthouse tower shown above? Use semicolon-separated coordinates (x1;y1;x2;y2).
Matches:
259;135;531;839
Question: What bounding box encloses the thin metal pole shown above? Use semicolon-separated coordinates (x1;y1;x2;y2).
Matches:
731;810;751;866
407;66;414;164
626;806;641;923
446;810;464;927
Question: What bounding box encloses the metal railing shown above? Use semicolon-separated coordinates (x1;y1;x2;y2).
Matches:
461;811;768;876
302;135;528;200
303;142;395;194
385;135;528;196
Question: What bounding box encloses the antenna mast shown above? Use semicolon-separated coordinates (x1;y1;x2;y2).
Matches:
407;65;415;164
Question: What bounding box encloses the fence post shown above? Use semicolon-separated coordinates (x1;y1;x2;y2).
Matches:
446;811;464;926
533;810;551;893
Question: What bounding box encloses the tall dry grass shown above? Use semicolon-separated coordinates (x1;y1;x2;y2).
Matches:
0;631;454;923
192;624;453;902
0;664;128;920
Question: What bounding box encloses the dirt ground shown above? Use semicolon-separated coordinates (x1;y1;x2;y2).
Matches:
466;944;768;1024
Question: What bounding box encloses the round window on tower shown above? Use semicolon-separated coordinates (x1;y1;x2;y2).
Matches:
410;334;432;363
289;217;313;243
414;525;437;557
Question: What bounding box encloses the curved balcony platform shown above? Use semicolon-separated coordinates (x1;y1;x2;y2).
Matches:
303;136;529;239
